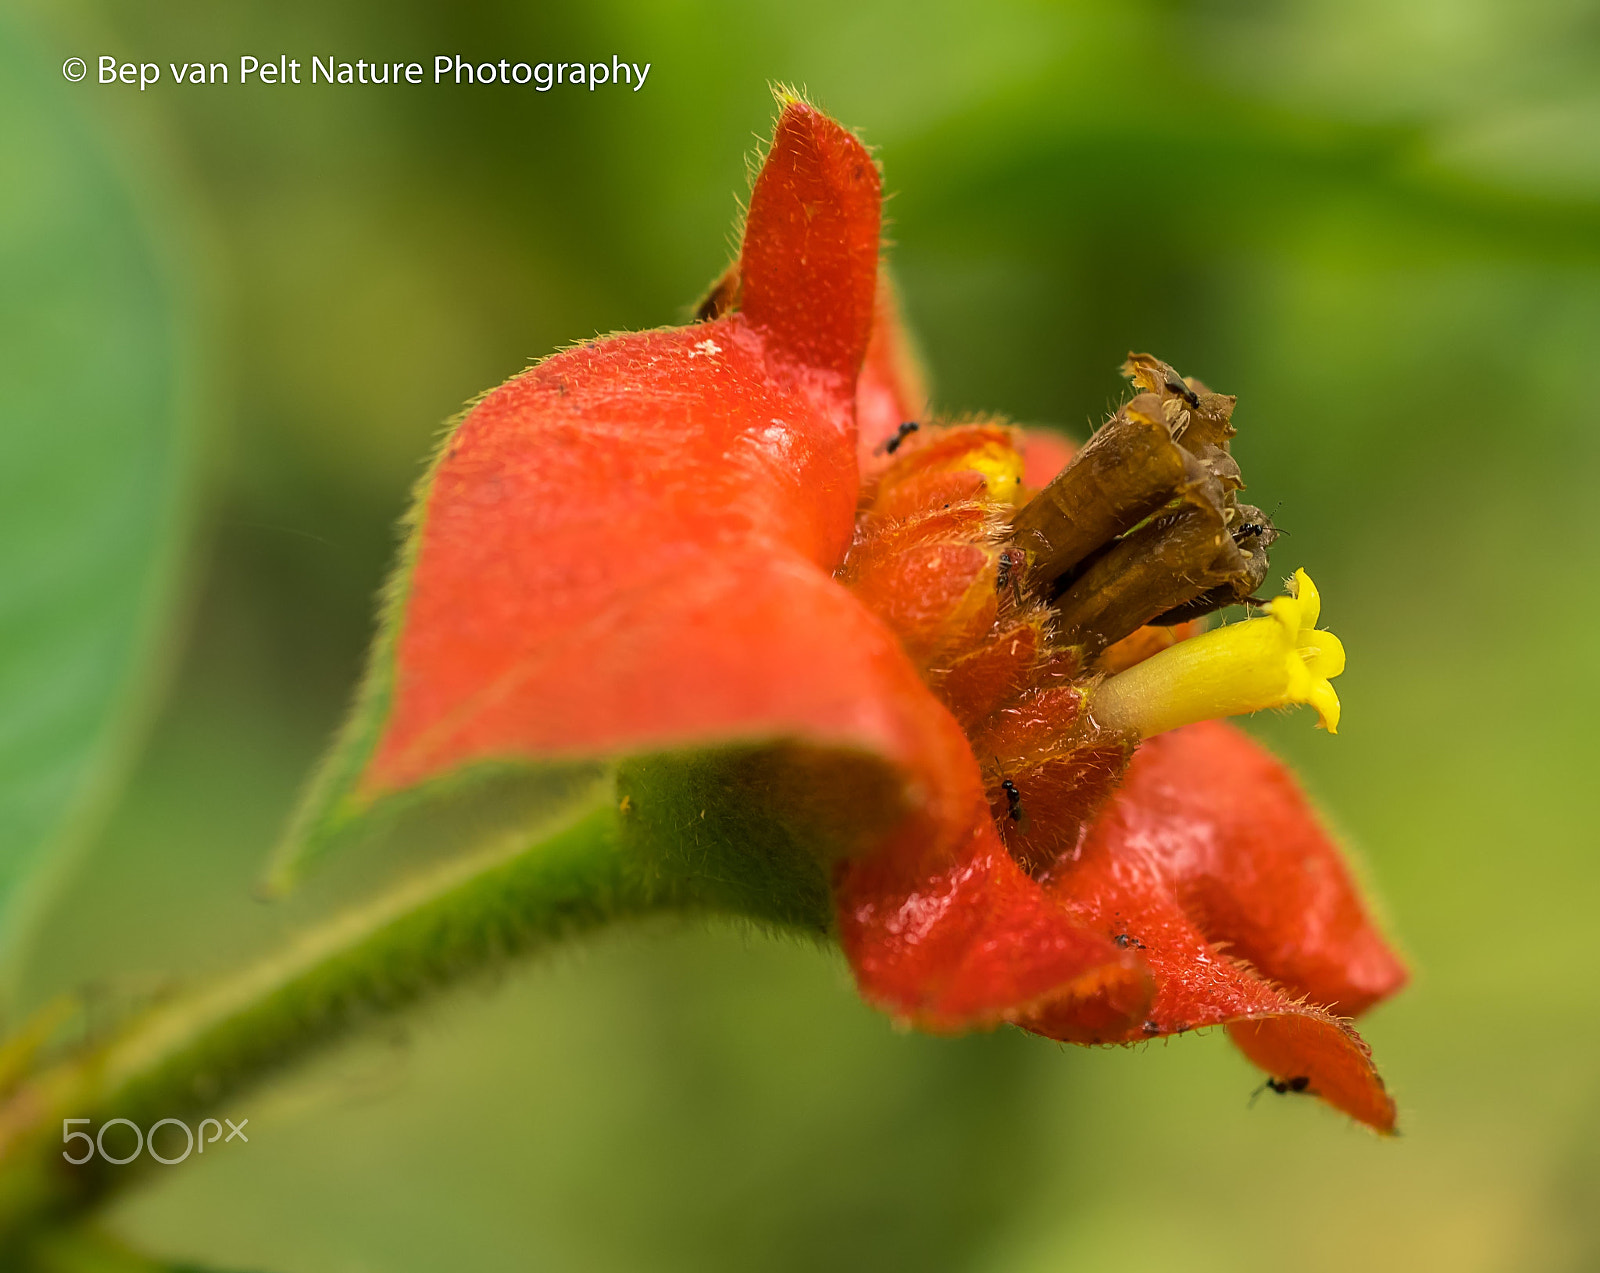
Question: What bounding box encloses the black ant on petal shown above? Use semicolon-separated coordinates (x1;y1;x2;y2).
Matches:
1000;778;1024;822
991;758;1031;833
1249;1074;1311;1106
882;420;919;455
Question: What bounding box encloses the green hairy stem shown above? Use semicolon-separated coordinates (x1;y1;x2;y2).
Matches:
0;797;643;1250
0;740;879;1252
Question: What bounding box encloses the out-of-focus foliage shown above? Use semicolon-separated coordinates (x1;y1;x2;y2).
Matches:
25;1224;240;1272
9;0;1600;1270
0;13;198;970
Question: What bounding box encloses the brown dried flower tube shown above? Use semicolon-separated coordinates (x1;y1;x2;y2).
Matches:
1009;355;1278;657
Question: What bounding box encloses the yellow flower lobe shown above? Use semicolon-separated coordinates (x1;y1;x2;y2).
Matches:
1088;568;1346;739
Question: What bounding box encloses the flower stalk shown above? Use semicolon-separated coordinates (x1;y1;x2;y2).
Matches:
0;792;660;1248
0;735;903;1249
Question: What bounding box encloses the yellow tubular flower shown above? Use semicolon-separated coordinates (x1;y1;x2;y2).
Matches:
1089;569;1346;739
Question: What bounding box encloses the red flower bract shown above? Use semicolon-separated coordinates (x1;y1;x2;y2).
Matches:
290;97;1406;1131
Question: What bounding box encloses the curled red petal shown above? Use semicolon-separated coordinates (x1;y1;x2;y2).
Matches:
356;102;898;799
366;320;853;789
835;823;1151;1033
1021;720;1405;1129
1022;887;1397;1129
930;617;1046;731
1104;721;1407;1015
843;505;999;669
1229;1016;1397;1133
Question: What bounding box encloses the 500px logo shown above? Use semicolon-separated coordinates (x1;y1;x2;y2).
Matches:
62;1116;248;1166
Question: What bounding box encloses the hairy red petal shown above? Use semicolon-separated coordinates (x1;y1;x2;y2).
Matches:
1105;721;1407;1016
1228;1016;1397;1133
866;468;989;525
929;618;1045;730
359;102;904;797
367;320;845;788
844;506;1000;670
741;102;882;386
353;104;1056;957
835;826;1151;1033
1022;721;1405;1129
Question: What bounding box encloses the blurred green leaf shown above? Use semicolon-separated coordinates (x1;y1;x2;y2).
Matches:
26;1224;265;1272
0;16;200;968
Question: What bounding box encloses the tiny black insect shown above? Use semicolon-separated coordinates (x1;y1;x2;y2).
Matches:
1113;933;1146;950
1231;500;1286;545
1250;1074;1312;1106
1164;378;1201;409
1231;521;1288;544
1000;778;1024;822
995;547;1026;605
883;420;920;454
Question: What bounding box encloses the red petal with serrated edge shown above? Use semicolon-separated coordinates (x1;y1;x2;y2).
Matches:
1022;720;1405;1130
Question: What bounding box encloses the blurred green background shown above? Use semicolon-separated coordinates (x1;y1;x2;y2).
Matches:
6;0;1600;1269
